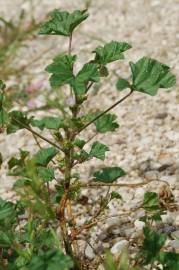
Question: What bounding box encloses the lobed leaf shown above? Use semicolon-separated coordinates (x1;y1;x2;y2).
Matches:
130;57;176;95
32;116;64;130
37;167;55;182
93;166;126;183
158;252;179;270
73;139;86;149
74;63;100;95
116;78;130;91
34;147;58;166
94;113;119;133
0;230;13;248
8;150;29;169
28;250;73;270
0;197;15;223
39;9;88;36
93;41;132;65
89;141;109;160
7;110;31;134
143;192;160;212
46;54;76;88
141;227;167;265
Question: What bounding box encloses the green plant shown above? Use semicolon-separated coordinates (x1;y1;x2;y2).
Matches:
0;8;177;270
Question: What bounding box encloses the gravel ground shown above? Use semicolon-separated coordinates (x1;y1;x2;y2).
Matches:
0;0;179;262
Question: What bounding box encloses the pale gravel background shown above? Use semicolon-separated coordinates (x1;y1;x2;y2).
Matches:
0;0;179;214
0;0;179;262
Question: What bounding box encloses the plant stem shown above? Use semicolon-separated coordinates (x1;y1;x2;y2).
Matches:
80;180;152;188
77;89;133;134
55;32;81;270
68;33;73;55
12;117;63;151
32;133;51;199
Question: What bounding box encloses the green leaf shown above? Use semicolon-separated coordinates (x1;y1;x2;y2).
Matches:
46;54;76;88
73;139;86;149
158;252;179;270
89;141;109;160
116;78;130;91
7;110;31;134
34;147;58;166
39;9;88;36
0;197;15;222
74;149;89;163
15;256;29;268
32;116;64;130
94;113;119;133
0;80;6;90
0;230;13;247
37;167;55;182
118;248;130;270
130;57;176;96
28;250;73;270
13;178;31;188
141;227;167;265
143;192;160;211
0;109;8;127
74;63;100;95
8;150;29;169
93;166;126;183
111;191;122;200
103;250;118;270
93;41;132;65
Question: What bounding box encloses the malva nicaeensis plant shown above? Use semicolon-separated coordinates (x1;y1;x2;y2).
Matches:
0;8;178;270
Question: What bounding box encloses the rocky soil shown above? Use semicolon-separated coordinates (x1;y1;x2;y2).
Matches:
0;0;179;264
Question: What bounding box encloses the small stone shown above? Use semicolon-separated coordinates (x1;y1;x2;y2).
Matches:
171;230;179;239
123;228;135;237
134;209;145;219
144;171;159;181
161;213;175;224
135;187;145;199
134;220;145;230
166;131;179;141
111;240;128;254
97;264;105;270
85;244;95;260
98;231;107;241
109;225;121;235
131;230;143;239
175;214;179;226
169;240;179;252
106;216;121;227
155;113;168;119
102;242;110;249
